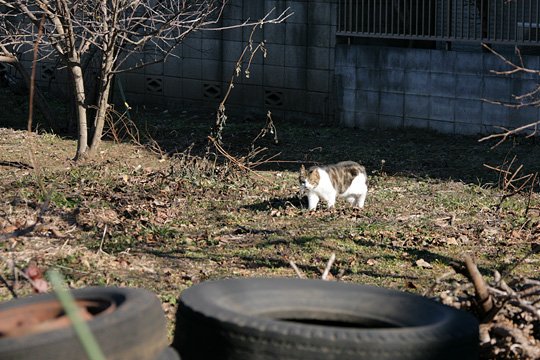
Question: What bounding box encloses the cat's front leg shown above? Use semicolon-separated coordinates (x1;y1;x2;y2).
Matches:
326;194;337;209
307;192;320;210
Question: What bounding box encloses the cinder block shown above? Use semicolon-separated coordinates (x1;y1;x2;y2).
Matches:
164;56;182;77
512;78;538;99
308;1;333;25
263;65;285;87
380;70;405;93
222;41;244;62
163;77;182;98
355;90;379;114
144;62;163;76
264;44;285;66
201;39;222;60
430;50;455;74
430;96;455;121
307;25;331;47
379;48;406;69
221;61;238;82
182;58;202;79
483;76;512;102
240;85;265;107
307;69;330;92
182;79;203;100
182;37;202;59
305;91;329;114
335;45;357;67
338;66;356;90
356;68;380;91
454;52;483;75
243;1;264;19
222;19;243;41
379;92;404;116
201;60;222;81
356;46;378;68
404;95;430;118
286;23;308;45
341;89;356;111
519;56;540;79
287;1;308;24
355;112;380;128
454;99;483;124
307;47;330;70
508;105;538;128
404;117;429;129
340;110;356;127
285;46;307;67
482;102;509;127
242;64;263;85
284;66;307;89
379;114;404;128
430;73;456;97
429;120;455;134
454;122;484;136
223;2;243;20
405;49;431;71
281;89;306;112
455;75;482;99
404;71;430;95
264;25;286;44
122;73;146;93
483;53;514;74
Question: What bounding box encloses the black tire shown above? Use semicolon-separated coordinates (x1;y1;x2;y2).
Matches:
157;347;181;360
0;287;168;360
173;278;479;360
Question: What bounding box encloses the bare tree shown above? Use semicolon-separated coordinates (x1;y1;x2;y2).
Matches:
0;1;289;159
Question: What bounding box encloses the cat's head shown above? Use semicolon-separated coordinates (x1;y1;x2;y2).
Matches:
299;165;320;190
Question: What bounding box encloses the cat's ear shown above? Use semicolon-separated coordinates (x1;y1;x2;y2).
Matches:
300;164;306;173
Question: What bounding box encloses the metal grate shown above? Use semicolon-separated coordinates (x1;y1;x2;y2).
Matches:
337;0;540;45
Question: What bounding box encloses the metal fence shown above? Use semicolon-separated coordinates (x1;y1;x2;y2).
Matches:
337;0;540;45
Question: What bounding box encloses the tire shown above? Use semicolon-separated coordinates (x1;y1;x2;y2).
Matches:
173;278;479;360
0;287;168;360
157;347;181;360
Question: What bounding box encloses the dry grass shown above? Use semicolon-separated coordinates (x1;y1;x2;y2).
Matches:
1;101;539;352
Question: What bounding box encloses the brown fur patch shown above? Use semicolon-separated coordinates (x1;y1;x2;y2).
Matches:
322;161;366;194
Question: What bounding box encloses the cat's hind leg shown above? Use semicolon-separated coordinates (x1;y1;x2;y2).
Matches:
355;191;367;208
307;192;320;210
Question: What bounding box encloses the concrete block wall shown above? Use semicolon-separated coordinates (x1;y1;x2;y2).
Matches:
336;44;540;135
119;0;337;122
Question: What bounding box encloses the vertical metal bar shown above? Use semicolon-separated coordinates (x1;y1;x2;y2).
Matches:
522;0;525;43
529;0;532;41
415;0;419;35
385;0;388;34
397;0;401;35
534;1;540;42
422;0;425;36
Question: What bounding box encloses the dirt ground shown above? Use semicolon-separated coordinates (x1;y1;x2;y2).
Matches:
1;102;539;357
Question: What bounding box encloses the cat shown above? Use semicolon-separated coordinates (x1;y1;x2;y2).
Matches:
299;161;368;211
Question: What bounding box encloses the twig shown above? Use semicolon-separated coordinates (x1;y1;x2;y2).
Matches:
464;254;494;320
289;260;306;279
492;325;540;359
321;253;336;280
97;225;108;255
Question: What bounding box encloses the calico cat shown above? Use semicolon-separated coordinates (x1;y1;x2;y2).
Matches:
299;161;368;210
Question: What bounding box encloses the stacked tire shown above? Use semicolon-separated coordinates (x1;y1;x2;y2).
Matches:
0;287;179;360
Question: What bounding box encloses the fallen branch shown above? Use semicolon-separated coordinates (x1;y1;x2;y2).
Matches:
464;254;494;320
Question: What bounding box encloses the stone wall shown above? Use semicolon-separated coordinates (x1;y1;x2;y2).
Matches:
119;0;338;123
335;44;540;135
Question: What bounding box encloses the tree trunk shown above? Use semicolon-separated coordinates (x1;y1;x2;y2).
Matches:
69;61;89;160
88;53;115;158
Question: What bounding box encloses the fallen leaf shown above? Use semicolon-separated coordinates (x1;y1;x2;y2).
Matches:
366;258;378;266
415;259;433;269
